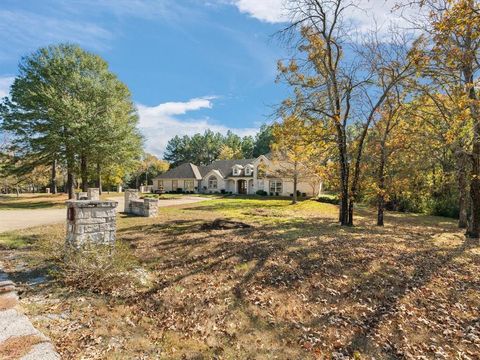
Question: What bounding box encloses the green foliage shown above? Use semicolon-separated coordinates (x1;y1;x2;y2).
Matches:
316;194;340;205
163;125;273;166
256;189;268;196
0;43;143;193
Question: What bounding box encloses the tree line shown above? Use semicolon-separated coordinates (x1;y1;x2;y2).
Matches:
163;125;273;166
272;0;480;238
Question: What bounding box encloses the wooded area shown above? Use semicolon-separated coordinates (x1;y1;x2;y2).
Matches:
271;0;480;237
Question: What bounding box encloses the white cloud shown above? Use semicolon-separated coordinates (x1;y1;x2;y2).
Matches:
230;0;289;23
0;76;14;98
137;97;258;157
229;0;412;32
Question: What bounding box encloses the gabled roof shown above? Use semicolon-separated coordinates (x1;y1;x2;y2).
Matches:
154;163;202;180
199;159;256;178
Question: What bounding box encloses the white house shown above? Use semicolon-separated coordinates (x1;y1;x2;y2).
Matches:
153;155;322;197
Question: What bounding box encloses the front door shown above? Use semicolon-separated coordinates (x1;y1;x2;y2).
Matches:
238;180;247;194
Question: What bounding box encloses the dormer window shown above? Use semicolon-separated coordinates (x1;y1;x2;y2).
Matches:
232;165;243;176
244;164;253;176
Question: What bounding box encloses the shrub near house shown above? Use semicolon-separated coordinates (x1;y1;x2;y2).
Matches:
153;155;322;196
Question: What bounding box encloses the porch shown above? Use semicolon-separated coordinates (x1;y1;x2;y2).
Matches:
226;178;254;195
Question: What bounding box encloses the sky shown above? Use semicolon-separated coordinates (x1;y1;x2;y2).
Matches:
0;0;405;157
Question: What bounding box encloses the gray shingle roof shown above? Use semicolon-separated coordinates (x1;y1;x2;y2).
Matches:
200;159;256;178
154;163;203;180
155;158;257;180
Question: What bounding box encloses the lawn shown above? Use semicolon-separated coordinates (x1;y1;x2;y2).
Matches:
0;193;68;210
0;198;479;359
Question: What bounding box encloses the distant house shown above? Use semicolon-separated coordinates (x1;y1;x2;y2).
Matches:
153;155;321;196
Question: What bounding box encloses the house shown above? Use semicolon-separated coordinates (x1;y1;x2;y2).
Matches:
152;155;321;197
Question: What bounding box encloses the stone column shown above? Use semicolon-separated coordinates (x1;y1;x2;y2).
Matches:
143;198;159;217
87;188;100;200
124;189;139;213
76;192;88;200
65;200;118;248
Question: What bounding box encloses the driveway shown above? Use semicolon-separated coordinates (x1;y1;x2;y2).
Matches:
0;196;210;233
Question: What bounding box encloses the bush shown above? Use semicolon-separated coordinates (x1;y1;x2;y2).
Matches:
142;194;159;199
316;194;340;205
256;190;268;196
51;242;147;296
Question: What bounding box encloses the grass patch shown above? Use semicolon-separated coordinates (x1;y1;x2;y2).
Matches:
0;194;67;210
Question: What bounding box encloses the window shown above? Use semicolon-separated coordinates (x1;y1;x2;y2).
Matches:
233;166;241;176
208;176;218;189
245;165;253;176
269;180;282;194
184;180;194;191
172;180;178;189
157;180;163;188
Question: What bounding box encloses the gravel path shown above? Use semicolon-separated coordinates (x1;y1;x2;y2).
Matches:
0;196;210;233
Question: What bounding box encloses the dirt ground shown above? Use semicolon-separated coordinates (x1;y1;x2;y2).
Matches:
0;197;479;359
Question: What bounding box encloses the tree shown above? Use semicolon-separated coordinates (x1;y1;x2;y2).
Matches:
0;44;142;198
278;0;416;225
164;127;270;166
272;115;319;204
252;124;273;157
406;0;480;237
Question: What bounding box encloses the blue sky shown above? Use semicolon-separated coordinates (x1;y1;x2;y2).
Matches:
0;0;401;157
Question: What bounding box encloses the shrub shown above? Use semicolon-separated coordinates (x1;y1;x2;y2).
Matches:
51;242;147;296
316;194;340;205
142;194;159;199
256;190;268;196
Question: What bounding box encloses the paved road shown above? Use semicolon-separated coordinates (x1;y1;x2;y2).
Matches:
0;196;210;233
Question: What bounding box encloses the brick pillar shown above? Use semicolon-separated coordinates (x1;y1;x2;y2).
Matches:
143;198;159;217
65;200;118;248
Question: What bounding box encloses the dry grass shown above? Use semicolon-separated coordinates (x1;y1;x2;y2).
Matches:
0;295;18;310
0;335;45;359
1;198;479;359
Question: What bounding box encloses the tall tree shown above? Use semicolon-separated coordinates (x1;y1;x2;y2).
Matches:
408;0;480;237
0;44;142;198
279;0;416;225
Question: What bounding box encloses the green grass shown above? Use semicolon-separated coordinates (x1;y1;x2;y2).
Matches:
0;194;68;210
0;232;33;249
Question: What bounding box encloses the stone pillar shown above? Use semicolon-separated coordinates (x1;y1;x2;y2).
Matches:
65;200;118;248
76;192;88;200
117;185;122;193
124;189;139;213
143;198;159;217
87;188;100;200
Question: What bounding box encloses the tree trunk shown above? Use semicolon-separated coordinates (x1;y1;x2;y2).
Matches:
96;162;102;195
292;168;298;205
67;171;75;199
457;152;469;229
80;154;88;192
337;131;350;226
50;158;57;194
464;64;480;239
